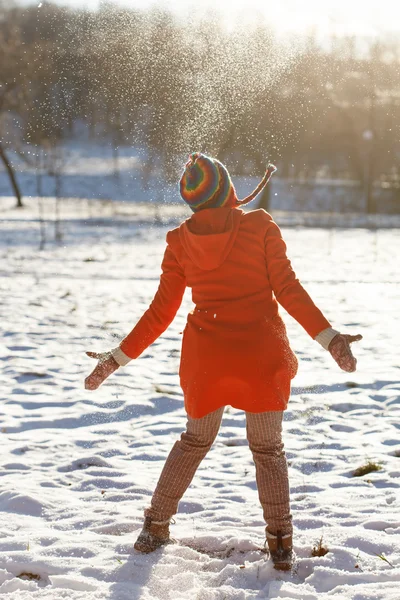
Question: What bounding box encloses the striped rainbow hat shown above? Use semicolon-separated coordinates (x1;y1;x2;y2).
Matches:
179;152;276;212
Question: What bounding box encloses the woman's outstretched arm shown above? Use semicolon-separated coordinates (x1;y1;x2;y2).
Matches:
264;216;362;372
85;245;186;390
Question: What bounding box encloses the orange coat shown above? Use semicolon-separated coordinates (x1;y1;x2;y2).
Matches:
120;207;331;418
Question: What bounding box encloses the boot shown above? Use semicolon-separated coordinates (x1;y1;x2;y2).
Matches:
134;516;173;553
265;530;294;571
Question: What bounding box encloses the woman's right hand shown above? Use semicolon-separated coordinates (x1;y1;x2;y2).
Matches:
85;351;119;390
328;334;363;373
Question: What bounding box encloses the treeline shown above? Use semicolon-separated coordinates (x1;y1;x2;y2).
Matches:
1;0;400;190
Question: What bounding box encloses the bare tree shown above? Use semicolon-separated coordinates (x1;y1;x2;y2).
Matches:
0;140;22;207
0;10;25;207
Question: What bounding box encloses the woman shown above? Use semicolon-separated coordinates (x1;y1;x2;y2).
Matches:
85;153;362;571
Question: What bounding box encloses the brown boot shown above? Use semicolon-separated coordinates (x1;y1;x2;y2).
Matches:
134;516;173;553
265;530;294;571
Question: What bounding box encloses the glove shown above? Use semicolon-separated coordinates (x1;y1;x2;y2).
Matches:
85;351;119;390
328;334;362;373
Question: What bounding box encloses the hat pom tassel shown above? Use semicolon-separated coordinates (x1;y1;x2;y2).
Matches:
236;163;277;207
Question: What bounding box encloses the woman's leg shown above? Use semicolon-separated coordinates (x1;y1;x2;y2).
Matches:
145;407;225;522
246;411;292;535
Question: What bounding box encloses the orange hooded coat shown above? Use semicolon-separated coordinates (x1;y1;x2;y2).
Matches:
120;207;331;418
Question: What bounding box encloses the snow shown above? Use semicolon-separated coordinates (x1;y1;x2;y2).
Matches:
0;197;399;599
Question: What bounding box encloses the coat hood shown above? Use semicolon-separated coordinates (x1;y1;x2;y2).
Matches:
179;207;243;271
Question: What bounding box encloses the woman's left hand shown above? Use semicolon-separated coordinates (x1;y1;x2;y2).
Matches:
85;351;119;390
328;334;363;373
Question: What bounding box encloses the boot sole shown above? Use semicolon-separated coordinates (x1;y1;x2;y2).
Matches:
273;562;292;571
134;538;175;554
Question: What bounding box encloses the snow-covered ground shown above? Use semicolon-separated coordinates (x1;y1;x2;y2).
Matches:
0;198;399;599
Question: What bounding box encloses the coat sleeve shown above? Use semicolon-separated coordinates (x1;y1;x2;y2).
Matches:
119;245;186;359
264;218;331;338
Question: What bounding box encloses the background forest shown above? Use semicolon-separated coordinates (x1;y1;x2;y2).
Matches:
1;1;400;213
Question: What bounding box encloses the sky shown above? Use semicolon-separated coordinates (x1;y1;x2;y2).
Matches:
29;0;400;38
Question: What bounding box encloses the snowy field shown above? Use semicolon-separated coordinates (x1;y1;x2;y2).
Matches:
0;198;399;600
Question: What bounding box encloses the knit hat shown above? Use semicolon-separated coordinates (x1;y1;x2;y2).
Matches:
179;152;277;212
